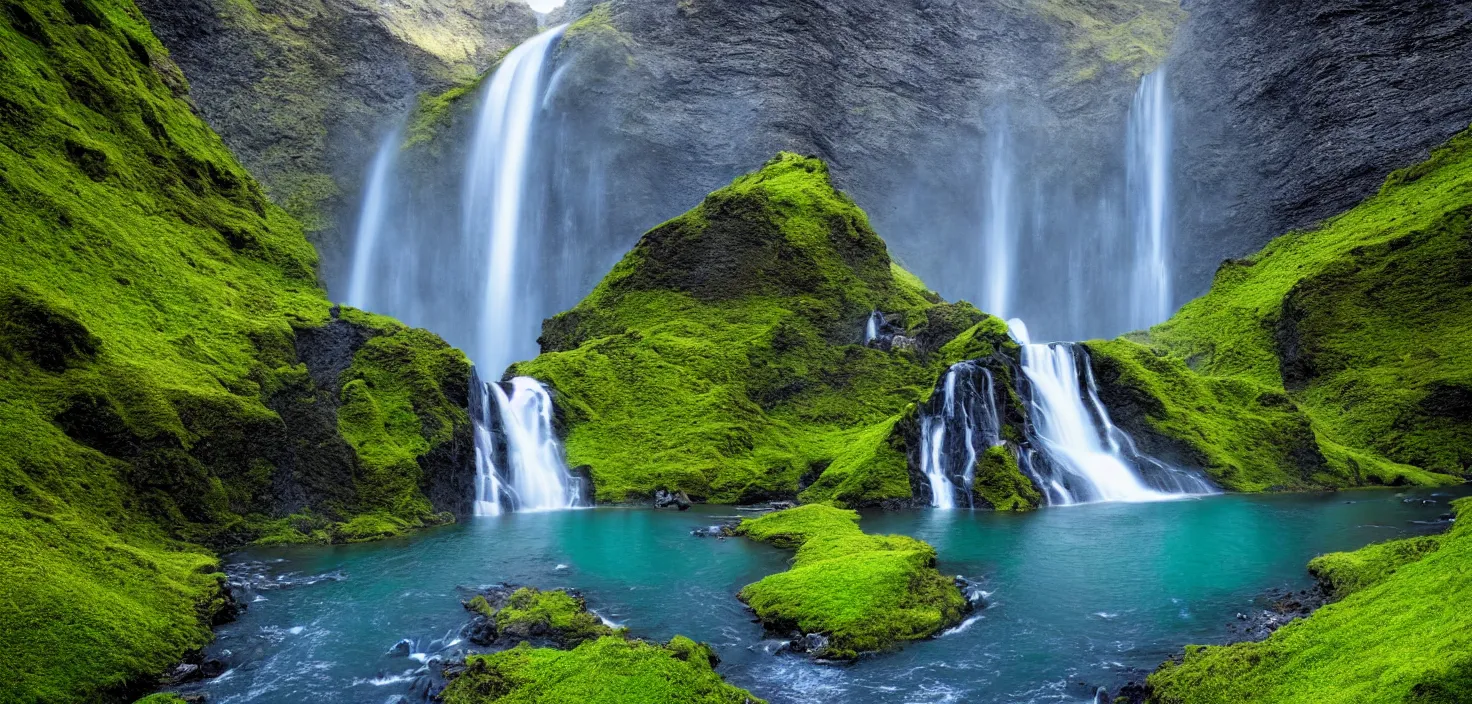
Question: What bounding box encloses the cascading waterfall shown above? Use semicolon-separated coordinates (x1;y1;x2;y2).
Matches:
919;362;1005;508
464;24;568;380
345;127;400;311
1007;318;1215;504
1125;69;1174;330
863;310;882;344
470;373;586;516
981;117;1016;319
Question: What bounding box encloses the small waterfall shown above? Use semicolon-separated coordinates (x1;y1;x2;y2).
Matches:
344;128;400;311
981;116;1016;319
1125;69;1174;329
465;24;568;379
918;362;1005;508
863;310;882;344
469;372;586;516
1007;318;1214;504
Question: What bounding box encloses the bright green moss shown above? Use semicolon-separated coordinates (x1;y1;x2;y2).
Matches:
492;588;618;647
735;505;968;659
516;153;1001;504
1094;127;1472;491
403;71;487;150
1032;0;1184;82
972;444;1040;511
440;637;764;704
1307;534;1444;600
1147;498;1472;704
0;2;470;699
132;695;189;704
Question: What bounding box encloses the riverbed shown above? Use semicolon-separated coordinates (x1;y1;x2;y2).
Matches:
175;486;1466;704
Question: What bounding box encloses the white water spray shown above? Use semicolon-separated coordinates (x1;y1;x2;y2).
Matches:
470;375;585;516
863;310;882;344
345;129;399;310
1126;69;1174;329
464;24;567;378
919;362;1005;508
981;118;1015;318
1007;319;1213;504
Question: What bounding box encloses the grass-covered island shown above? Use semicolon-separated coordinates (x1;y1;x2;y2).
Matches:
445;586;763;704
735;504;970;659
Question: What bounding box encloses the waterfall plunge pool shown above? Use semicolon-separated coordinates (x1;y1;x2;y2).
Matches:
175;487;1466;704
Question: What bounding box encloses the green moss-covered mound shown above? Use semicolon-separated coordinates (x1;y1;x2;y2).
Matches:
1087;127;1472;491
0;2;472;700
441;636;763;704
514;152;1006;504
467;587;619;648
1146;498;1472;703
735;504;968;659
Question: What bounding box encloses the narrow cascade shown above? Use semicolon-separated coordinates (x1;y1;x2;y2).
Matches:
863;310;882;344
918;362;1005;508
465;24;568;379
344;127;399;311
981;117;1016;318
1125;69;1173;329
1007;318;1215;504
469;373;586;516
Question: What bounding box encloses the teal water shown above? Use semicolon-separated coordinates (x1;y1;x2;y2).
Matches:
178;487;1465;703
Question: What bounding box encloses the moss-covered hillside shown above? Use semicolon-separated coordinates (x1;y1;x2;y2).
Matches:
1087;127;1472;492
1146;498;1472;703
514;153;1008;505
735;504;968;659
0;2;472;700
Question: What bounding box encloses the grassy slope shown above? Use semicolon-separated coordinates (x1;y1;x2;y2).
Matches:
515;153;1005;505
1088;127;1472;491
1147;498;1472;703
441;637;763;704
0;2;468;700
735;504;968;658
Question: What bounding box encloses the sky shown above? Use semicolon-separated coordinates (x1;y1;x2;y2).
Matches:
524;0;566;12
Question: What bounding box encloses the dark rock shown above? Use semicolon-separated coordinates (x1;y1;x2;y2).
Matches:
387;638;413;657
654;489;693;511
166;663;200;685
691;522;739;538
1169;0;1472;301
198;659;227;679
465;616;497;647
787;632;830;655
134;0;539;281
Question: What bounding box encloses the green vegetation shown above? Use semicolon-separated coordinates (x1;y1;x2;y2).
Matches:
972;444;1041;510
1147;498;1472;703
515;152;1008;504
469;587;619;647
735;504;968;659
0;1;471;700
441;636;763;704
1087;127;1472;492
1031;0;1185;82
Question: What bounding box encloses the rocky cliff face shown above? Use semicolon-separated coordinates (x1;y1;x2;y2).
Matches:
1167;0;1472;297
544;0;1178;339
135;0;538;281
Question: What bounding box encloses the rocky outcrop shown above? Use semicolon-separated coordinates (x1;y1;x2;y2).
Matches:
1167;0;1472;298
136;0;538;279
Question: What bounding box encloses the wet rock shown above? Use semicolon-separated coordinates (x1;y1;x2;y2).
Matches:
387;638;413;657
691;522;739;538
166;663;201;684
1223;586;1329;642
786;632;830;655
198;659;227;679
889;335;917;352
955;576;989;608
654;489;693;510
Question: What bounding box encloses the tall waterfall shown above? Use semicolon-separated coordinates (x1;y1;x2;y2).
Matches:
1008;319;1215;504
1125;69;1174;330
470;373;586;516
345;127;399;311
981;117;1016;319
465;24;568;379
920;362;1004;508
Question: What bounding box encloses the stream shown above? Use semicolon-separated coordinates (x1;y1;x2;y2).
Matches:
177;486;1465;704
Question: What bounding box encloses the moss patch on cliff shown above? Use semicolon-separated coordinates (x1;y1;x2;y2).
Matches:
1032;0;1184;82
735;504;968;659
514;153;1000;504
0;2;470;700
441;636;763;704
972;444;1041;510
1147;498;1472;704
471;587;618;647
1088;127;1472;491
